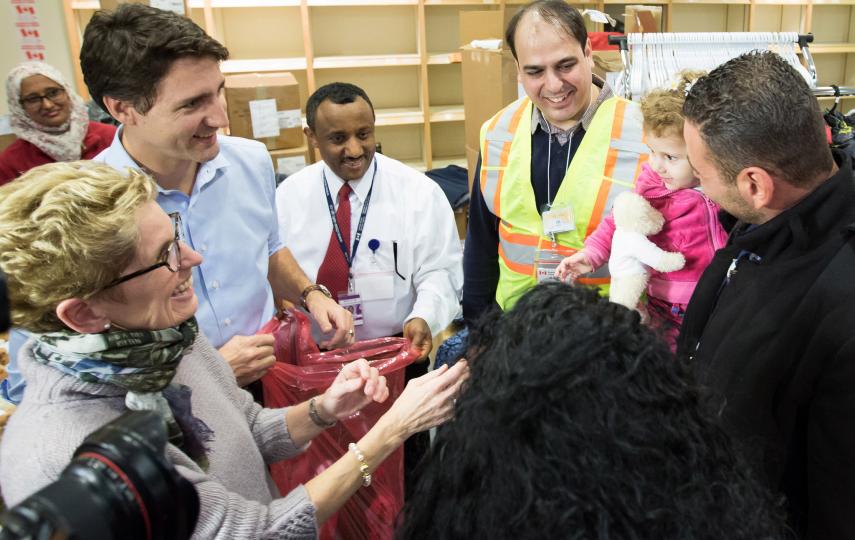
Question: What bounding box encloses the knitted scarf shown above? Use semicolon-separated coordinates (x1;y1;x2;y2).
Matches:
31;317;214;468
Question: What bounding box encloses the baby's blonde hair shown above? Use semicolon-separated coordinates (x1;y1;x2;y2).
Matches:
641;70;707;138
0;162;157;332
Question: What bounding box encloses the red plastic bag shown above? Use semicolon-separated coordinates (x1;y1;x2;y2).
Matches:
259;311;418;540
258;309;319;365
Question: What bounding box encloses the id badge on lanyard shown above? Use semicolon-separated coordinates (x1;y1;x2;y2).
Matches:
540;119;576;237
538;201;574;283
541;204;575;235
324;160;378;327
339;280;365;326
534;247;564;283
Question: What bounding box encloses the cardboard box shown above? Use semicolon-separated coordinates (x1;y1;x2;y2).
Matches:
459;10;515;47
270;146;309;179
624;5;662;34
459;10;523;150
225;72;303;151
592;50;624;80
462;46;519;151
454;207;469;240
99;0;135;11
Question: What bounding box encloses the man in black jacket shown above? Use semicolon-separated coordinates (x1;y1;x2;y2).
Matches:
679;51;855;539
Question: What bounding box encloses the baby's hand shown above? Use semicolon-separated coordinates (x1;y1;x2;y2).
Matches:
555;251;594;281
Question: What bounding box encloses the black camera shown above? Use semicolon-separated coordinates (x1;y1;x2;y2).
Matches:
0;273;200;540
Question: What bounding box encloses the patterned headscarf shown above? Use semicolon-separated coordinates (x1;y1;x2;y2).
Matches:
5;62;89;162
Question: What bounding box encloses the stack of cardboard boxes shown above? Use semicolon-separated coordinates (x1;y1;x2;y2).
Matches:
224;72;309;179
459;10;521;241
624;5;662;34
460;10;519;194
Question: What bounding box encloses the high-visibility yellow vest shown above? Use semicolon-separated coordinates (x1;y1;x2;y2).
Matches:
479;95;648;310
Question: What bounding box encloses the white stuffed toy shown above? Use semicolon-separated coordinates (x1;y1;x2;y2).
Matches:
608;191;685;312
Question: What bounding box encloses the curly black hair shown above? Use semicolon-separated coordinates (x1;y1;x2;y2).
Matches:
398;283;787;539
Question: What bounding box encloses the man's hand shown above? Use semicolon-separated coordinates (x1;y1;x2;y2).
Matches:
306;291;354;349
404;317;432;361
218;334;276;387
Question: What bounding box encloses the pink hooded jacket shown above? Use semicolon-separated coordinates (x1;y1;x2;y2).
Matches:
585;164;728;305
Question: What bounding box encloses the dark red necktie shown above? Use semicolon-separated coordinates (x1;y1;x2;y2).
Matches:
316;182;352;301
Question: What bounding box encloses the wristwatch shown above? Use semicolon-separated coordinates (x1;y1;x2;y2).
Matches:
300;283;332;310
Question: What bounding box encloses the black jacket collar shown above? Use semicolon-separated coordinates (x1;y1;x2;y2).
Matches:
729;150;855;261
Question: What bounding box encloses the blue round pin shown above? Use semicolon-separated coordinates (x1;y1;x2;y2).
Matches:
368;239;380;253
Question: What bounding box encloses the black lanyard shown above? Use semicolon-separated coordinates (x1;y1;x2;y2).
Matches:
322;159;377;277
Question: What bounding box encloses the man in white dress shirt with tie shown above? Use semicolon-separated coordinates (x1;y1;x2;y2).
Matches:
276;82;463;487
276;82;463;361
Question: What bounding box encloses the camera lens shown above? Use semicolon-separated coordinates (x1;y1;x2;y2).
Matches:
0;411;199;540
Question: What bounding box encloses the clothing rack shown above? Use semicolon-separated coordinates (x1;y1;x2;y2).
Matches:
607;33;816;100
812;86;855;98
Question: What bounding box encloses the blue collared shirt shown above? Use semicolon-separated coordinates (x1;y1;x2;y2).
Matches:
1;329;27;403
96;129;283;347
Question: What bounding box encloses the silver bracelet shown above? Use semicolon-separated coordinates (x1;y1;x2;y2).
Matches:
308;396;337;428
348;442;372;487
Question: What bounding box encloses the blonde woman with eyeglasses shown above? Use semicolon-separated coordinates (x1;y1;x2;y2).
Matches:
0;62;115;185
0;161;468;538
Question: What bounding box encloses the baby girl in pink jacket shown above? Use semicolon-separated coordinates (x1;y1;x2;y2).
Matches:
556;73;728;350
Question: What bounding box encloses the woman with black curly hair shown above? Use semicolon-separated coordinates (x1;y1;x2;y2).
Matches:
398;282;787;539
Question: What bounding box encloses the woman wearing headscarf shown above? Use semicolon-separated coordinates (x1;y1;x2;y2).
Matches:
0;62;115;184
0;161;468;538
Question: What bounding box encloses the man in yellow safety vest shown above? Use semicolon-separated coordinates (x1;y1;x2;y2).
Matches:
462;0;648;322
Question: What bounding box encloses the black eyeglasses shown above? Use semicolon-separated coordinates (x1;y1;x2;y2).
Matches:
105;213;184;288
20;87;67;110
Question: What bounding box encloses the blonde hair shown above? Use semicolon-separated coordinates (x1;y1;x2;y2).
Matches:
641;70;706;138
0;162;157;332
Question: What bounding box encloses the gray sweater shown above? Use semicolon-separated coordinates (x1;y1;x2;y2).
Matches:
0;333;319;539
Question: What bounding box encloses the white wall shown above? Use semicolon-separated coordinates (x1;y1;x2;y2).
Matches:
0;0;75;115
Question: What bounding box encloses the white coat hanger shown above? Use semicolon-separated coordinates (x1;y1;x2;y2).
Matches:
625;32;811;98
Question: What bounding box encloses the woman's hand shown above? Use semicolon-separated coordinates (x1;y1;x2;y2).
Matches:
317;358;389;422
302;359;468;524
381;360;469;443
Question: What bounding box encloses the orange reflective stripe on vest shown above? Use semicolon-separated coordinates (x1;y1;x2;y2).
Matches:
480;99;530;217
586;100;649;237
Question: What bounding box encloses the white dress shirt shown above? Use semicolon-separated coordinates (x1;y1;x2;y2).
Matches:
276;153;463;340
